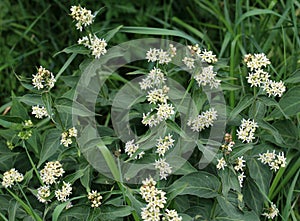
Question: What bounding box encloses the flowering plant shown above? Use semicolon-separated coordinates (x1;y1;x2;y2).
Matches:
0;2;299;221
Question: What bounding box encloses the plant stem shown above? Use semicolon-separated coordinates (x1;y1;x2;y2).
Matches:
23;141;43;185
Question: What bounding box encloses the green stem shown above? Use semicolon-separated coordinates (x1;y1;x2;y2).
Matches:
6;187;42;221
23;141;43;185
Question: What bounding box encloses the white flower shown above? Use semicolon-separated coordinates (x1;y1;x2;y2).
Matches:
156;134;175;157
216;157;227;170
154;158;172;180
124;139;143;159
70;5;94;31
164;209;182;221
147;88;169;104
32;105;49;119
156;103;175;121
2;168;24;188
32;66;56;90
246;68;270;87
199;49;218;63
245;53;271;71
88;190;102;208
37;185;51;203
40;161;64;185
60;127;78;147
258;150;286;172
55;182;72;202
194;65;221;89
188;44;201;57
145;48;172;64
139;67;166;90
236;119;258;143
182;57;195;69
262;202;279;219
187;108;217;132
262;80;286;97
234;156;246;172
238;172;246;187
78;34;107;59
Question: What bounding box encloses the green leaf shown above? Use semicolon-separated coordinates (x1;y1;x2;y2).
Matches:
228;95;253;122
103;25;123;41
64;168;86;183
247;158;272;195
93;205;132;220
167;171;220;199
273;120;299;148
52;196;85;221
284;69;300;83
243;180;264;215
38;129;62;167
120;26;197;43
257;119;284;144
0;116;22;128
270;86;300;117
218;167;241;196
10;94;29;120
54;44;89;56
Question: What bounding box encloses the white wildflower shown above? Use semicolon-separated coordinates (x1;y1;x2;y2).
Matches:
236;119;258;143
187;108;217;132
156;134;175;157
182;57;195;69
262;202;279;219
234;156;246;172
32;105;49;119
70;5;94;31
216;157;227;170
37;185;51;203
1;168;24;188
194;65;221;89
88;190;102;208
40;161;64;185
154;158;172;180
238;172;246;187
55;181;72;202
78;34;107;59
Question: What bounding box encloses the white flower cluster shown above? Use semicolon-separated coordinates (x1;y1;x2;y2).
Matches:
78;34;107;59
139;68;166;90
55;181;72;202
217;134;246;187
32;105;49;119
162;209;182;221
187;108;217;132
61;127;78;147
124;139;144;159
244;53;286;97
1;168;24;188
216;157;227;170
156;134;175;157
140;177;182;221
154;158;172;180
88;190;103;208
40;161;65;185
70;5;94;31
37;161;72;203
262;202;279;219
32;66;56;90
194;66;221;89
37;185;51;203
145;44;176;64
221;133;235;154
236;118;258;143
140;67;175;128
234;156;246;187
183;44;218;69
258;150;286;171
